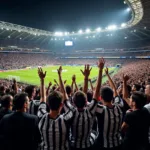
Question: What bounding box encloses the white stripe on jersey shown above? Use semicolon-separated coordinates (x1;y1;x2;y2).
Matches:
38;102;73;150
64;99;99;149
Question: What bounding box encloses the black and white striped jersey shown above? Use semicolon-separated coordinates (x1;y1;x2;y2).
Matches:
38;102;74;150
96;96;123;148
64;99;99;149
28;100;40;115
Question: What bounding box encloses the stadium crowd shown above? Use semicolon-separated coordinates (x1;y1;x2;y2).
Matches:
0;58;150;150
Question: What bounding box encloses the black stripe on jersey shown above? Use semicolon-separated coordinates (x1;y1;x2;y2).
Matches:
116;106;121;146
46;115;50;149
89;100;97;112
112;107;116;147
85;110;90;148
75;113;81;148
52;122;56;150
80;113;85;148
58;119;62;150
39;116;46;150
106;107;111;148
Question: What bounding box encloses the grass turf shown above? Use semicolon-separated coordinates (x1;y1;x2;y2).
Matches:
0;66;117;86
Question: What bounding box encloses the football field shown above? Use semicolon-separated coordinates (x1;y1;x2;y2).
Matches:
0;66;117;86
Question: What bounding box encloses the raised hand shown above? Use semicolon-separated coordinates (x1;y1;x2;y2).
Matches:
97;58;105;69
57;66;62;76
123;74;129;82
54;79;57;83
105;67;109;75
80;64;92;79
49;81;52;87
64;80;67;84
38;68;47;80
72;75;76;82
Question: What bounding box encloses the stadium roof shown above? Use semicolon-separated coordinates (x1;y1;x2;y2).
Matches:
0;0;150;47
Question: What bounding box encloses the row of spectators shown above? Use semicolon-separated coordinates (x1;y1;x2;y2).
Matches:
0;58;150;150
0;51;150;70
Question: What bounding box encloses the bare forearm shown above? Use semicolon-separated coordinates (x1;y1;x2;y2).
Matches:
46;85;50;96
93;69;102;100
89;81;94;91
40;79;46;102
83;77;88;94
74;82;79;91
71;81;74;91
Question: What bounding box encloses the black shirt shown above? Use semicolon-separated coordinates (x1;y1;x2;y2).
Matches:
0;107;12;121
123;108;150;150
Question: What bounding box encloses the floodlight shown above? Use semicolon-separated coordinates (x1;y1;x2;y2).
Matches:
107;25;117;30
127;8;131;12
20;37;22;40
78;30;83;34
93;35;95;38
96;27;101;32
144;27;147;29
55;32;63;36
86;29;91;33
55;38;57;40
134;29;136;32
8;36;10;38
124;37;127;39
124;1;126;4
64;32;68;36
121;23;126;27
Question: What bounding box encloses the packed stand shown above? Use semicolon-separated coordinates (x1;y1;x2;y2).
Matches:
0;58;150;150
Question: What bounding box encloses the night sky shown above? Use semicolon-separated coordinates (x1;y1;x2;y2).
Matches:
0;0;130;31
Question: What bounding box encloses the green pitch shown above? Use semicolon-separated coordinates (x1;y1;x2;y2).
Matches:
0;66;116;86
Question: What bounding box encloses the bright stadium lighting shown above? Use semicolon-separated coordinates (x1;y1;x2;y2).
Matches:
121;23;126;27
127;8;131;12
64;32;68;36
134;29;136;32
55;32;63;36
86;29;91;33
74;37;76;40
7;28;9;31
124;37;128;39
108;25;117;30
8;36;10;38
1;28;3;30
124;1;126;4
93;35;95;38
144;27;147;29
86;36;89;39
96;27;101;32
78;30;83;34
20;37;22;40
55;38;57;40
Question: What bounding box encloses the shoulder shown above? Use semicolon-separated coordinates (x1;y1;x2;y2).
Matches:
144;103;150;112
24;113;38;121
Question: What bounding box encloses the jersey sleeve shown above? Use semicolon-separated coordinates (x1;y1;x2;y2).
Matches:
113;96;124;107
96;103;104;114
87;99;98;115
63;109;74;121
63;100;75;112
37;102;47;120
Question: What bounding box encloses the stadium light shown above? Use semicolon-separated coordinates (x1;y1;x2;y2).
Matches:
86;29;91;33
127;8;131;12
124;37;128;39
144;27;147;29
64;32;68;36
93;35;95;38
20;37;22;40
55;32;63;36
107;25;117;30
124;1;126;4
121;23;126;27
78;30;83;34
96;27;101;32
8;36;10;38
134;29;136;32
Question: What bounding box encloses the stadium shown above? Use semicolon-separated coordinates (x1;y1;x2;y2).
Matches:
0;0;150;150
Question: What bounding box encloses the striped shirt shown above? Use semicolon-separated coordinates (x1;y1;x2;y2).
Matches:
64;99;99;149
96;96;123;148
28;100;40;115
38;102;74;150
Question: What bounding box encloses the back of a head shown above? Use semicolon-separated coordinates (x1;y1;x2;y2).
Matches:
0;86;5;94
13;93;28;110
100;86;113;103
66;85;72;95
73;91;86;109
132;91;147;109
134;84;141;91
1;95;13;108
47;91;63;111
87;90;93;103
25;85;35;98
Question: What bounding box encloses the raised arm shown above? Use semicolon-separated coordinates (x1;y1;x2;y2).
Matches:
72;75;78;92
54;79;59;87
93;58;105;100
57;66;68;100
80;64;92;94
123;74;131;107
105;67;118;97
46;81;52;96
89;78;94;91
38;68;47;103
13;78;18;94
